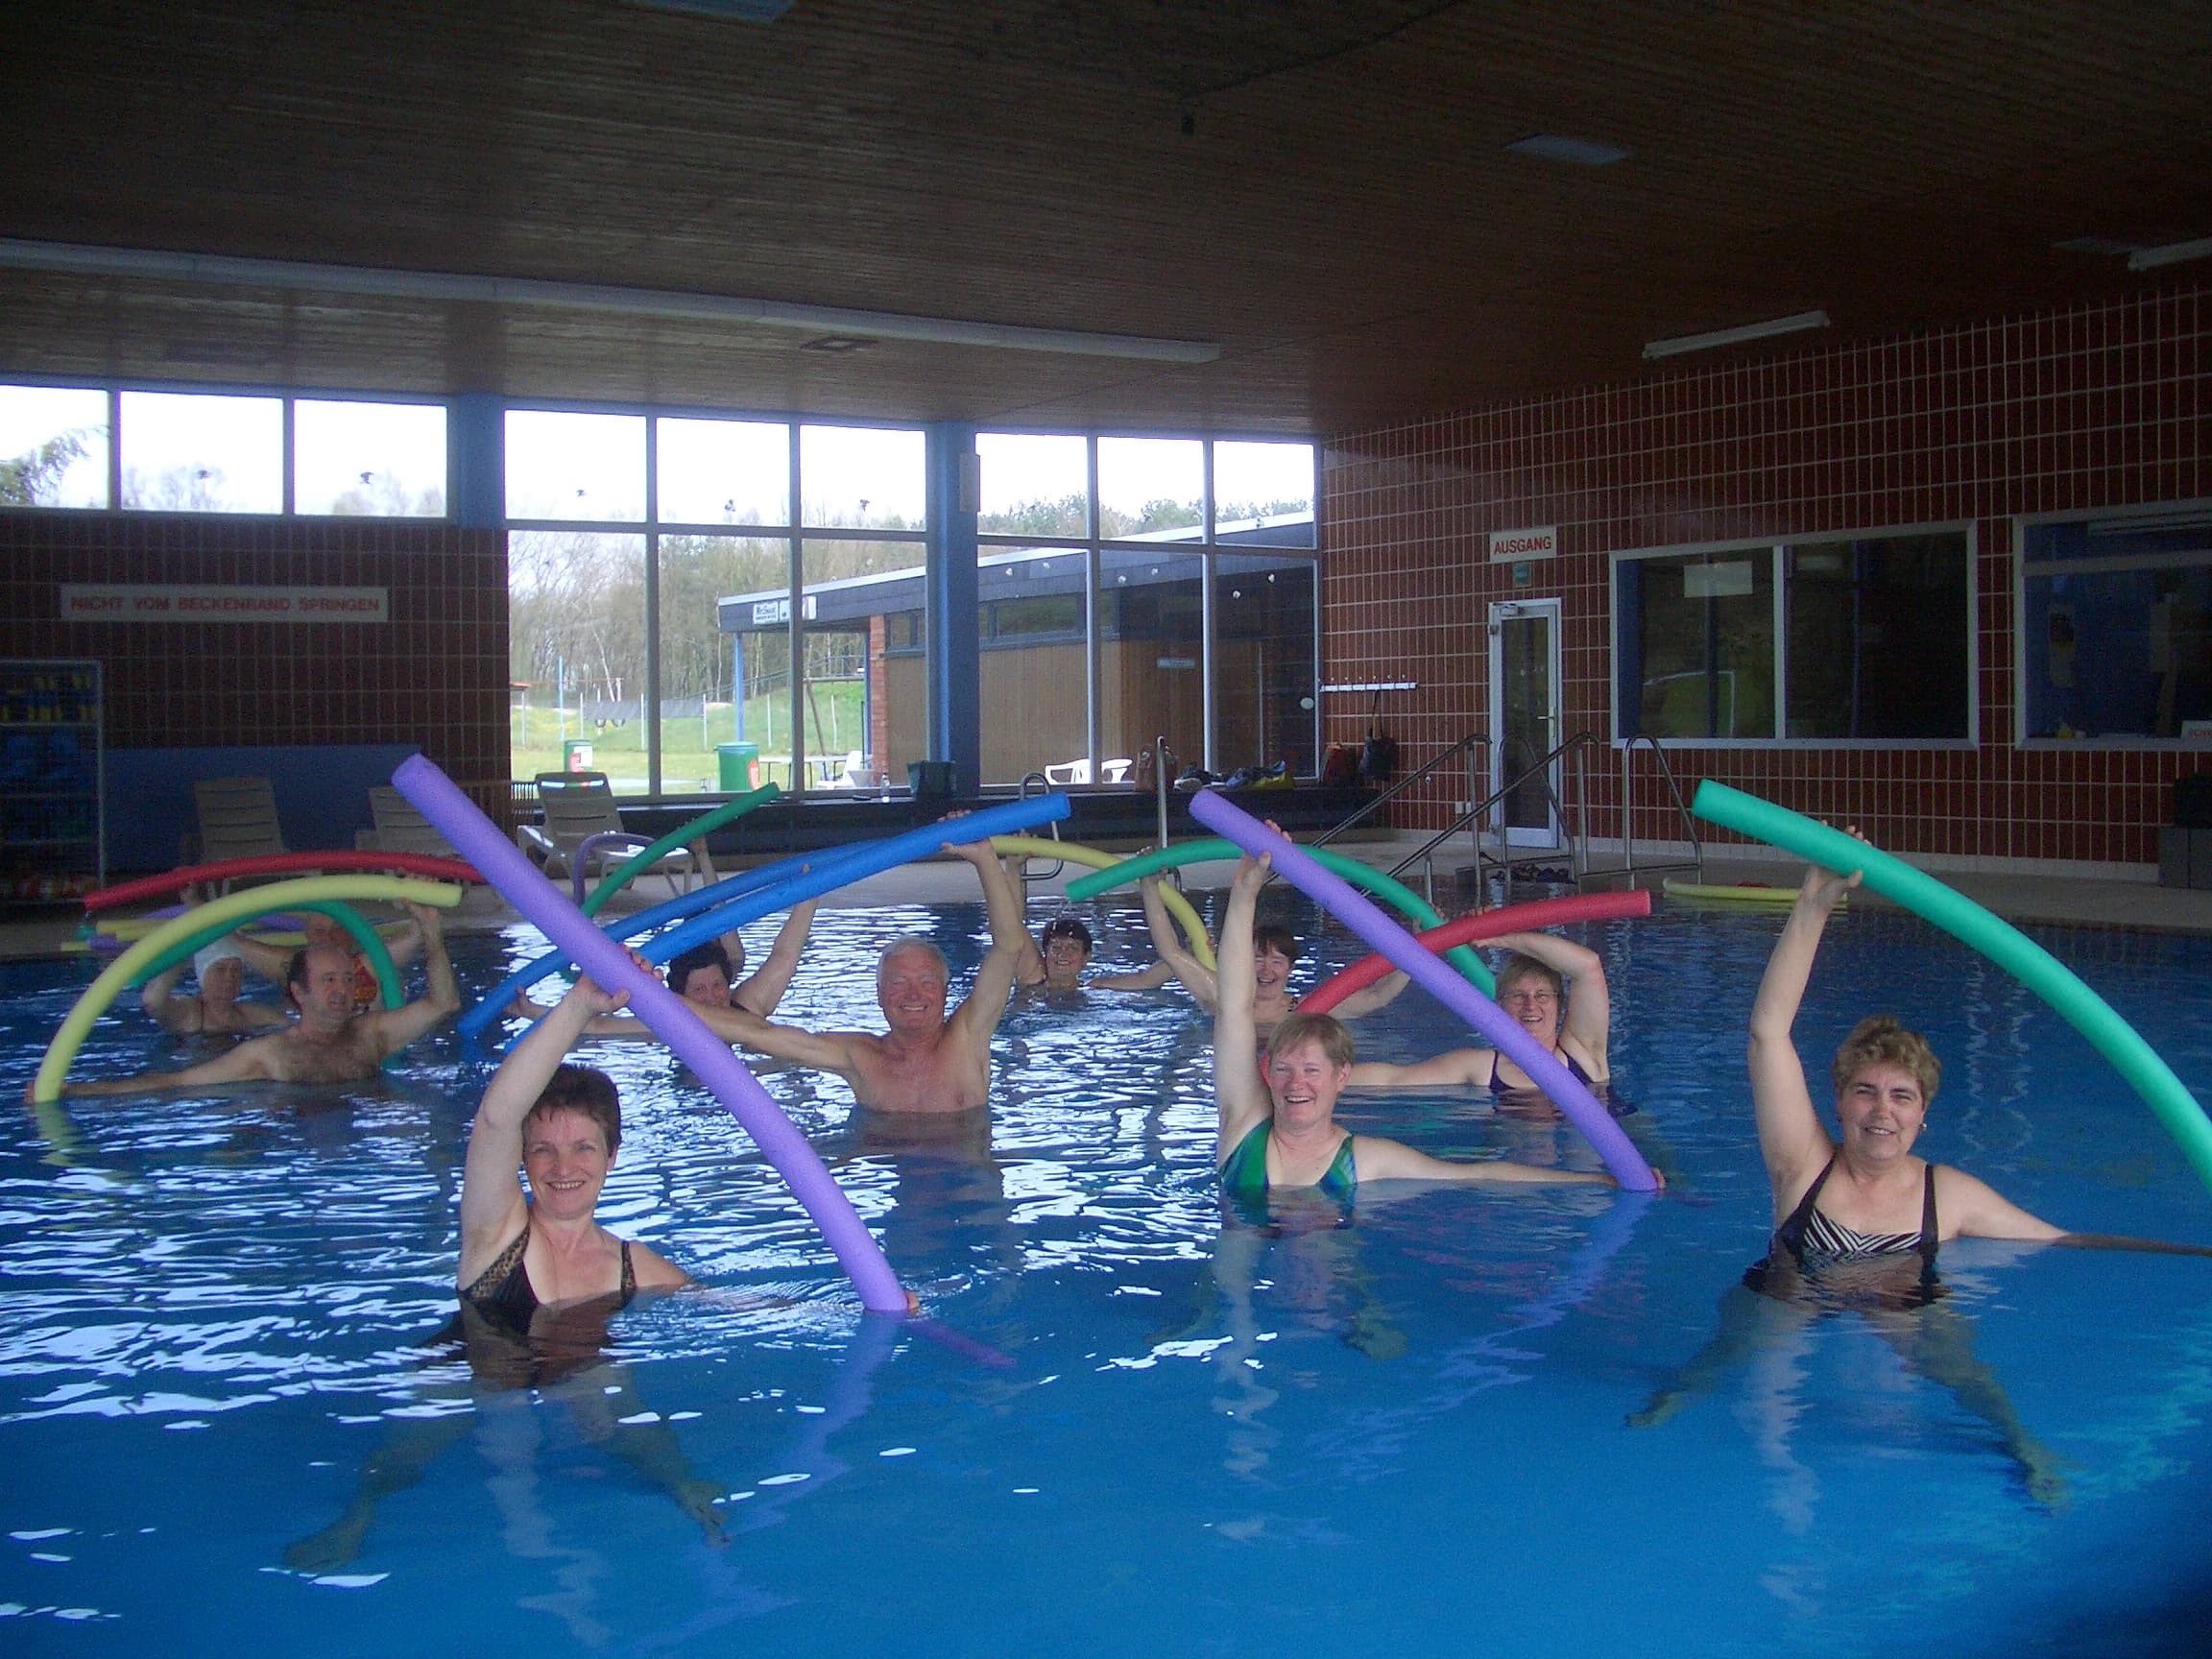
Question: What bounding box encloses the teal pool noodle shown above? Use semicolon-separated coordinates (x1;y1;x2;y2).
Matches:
1691;779;2212;1197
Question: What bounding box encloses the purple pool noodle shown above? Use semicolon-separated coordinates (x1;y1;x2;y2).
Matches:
394;755;910;1313
1188;788;1656;1192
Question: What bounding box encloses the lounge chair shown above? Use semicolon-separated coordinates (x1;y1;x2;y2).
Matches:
517;771;706;896
355;784;463;859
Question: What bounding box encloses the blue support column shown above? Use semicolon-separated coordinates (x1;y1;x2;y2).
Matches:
926;422;981;792
451;394;504;531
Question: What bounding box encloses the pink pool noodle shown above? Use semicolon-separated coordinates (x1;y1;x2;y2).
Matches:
1300;888;1651;1013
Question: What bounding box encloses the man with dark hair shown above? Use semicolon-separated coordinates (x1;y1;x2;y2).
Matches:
51;901;460;1094
1013;908;1174;995
507;902;816;1039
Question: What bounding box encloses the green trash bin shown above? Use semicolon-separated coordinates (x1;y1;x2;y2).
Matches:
562;737;595;773
717;741;761;792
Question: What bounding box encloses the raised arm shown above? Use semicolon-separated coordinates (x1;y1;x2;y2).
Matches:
945;838;1023;1046
361;901;460;1058
1489;930;1611;1067
1330;969;1410;1022
230;928;293;986
1213;854;1271;1156
458;978;620;1284
1352;1135;1621;1186
732;900;817;1017
139;963;200;1034
1345;1047;1494;1090
1748;860;1860;1207
1089;957;1178;993
1003;856;1051;988
1140;874;1219;1011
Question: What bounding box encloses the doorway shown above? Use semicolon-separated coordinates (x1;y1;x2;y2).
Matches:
1488;598;1561;846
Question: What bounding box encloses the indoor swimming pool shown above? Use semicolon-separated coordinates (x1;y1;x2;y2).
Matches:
4;893;2211;1657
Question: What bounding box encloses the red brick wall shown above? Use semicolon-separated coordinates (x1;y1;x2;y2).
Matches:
1321;283;2212;868
0;511;511;819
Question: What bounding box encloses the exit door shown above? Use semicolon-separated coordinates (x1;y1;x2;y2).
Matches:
1488;598;1561;846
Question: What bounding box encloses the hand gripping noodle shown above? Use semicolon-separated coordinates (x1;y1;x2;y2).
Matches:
1189;789;1656;1191
394;756;919;1311
1064;837;1492;994
1692;780;2212;1197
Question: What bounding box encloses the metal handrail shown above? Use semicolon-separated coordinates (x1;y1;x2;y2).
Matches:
1013;770;1066;883
1385;732;1603;902
1579;734;1703;886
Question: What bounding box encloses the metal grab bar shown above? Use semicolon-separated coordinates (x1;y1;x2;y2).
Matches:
1013;770;1065;883
1371;730;1704;904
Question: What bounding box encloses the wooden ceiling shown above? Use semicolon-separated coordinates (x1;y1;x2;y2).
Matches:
0;0;2204;436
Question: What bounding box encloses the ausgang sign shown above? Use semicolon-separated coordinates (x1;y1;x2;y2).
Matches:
1487;526;1557;563
59;585;390;622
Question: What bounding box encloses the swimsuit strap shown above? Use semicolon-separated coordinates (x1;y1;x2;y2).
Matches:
618;1238;636;1301
460;1216;531;1304
1918;1161;1940;1267
1219;1119;1272;1195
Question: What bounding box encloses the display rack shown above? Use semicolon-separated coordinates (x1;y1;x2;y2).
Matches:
0;659;103;902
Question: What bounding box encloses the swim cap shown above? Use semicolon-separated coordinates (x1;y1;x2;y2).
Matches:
193;938;247;979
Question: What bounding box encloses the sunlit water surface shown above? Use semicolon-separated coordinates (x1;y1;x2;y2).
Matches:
4;895;2212;1656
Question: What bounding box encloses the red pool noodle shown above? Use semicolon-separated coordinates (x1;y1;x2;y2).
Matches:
84;851;483;913
1298;888;1651;1015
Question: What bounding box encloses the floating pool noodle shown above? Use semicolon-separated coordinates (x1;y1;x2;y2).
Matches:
31;875;461;1103
84;851;481;914
395;755;911;1314
1189;790;1656;1192
1065;837;1492;994
1302;888;1652;1014
1692;779;2212;1197
988;834;1216;971
457;838;884;1044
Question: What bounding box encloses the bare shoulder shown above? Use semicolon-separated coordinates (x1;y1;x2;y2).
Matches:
629;1238;692;1290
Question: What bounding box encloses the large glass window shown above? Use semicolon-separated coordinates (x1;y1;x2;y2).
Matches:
1097;437;1203;538
1215;553;1318;774
2;383;451;517
659;418;788;526
1616;528;1971;742
295;399;446;517
1214;441;1315;546
505;411;645;522
0;386;108;507
120;391;282;514
509;531;649;787
2022;510;2212;743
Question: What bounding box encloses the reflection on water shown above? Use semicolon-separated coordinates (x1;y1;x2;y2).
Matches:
3;907;2212;1656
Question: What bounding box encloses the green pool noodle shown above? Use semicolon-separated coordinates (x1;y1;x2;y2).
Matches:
581;783;781;918
1066;837;1493;995
33;875;462;1103
1692;779;2212;1197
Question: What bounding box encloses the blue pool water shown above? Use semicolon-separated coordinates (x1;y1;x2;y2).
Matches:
4;895;2212;1656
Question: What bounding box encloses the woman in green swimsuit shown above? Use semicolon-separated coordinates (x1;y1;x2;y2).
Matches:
1214;851;1636;1196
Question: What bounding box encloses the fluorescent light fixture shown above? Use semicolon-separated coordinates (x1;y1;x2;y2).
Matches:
1643;309;1831;360
2053;236;2142;256
0;238;1221;364
1505;133;1631;167
2128;236;2212;272
624;0;792;18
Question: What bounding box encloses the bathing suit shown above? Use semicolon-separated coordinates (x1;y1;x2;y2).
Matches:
460;1215;636;1331
1743;1157;1942;1310
1219;1119;1357;1202
1488;1046;1596;1092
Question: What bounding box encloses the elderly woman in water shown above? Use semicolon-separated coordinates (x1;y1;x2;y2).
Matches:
1213;850;1651;1198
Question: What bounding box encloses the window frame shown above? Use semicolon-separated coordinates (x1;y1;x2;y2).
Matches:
2013;498;2212;753
1609;519;1979;750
